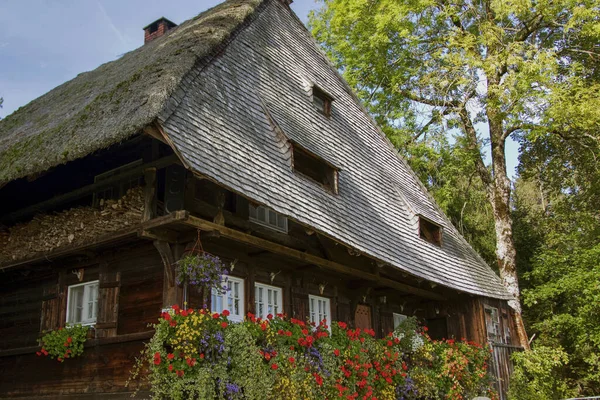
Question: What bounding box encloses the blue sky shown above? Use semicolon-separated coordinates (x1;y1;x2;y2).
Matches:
0;0;519;178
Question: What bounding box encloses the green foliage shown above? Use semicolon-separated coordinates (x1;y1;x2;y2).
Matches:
508;345;574;400
131;308;496;399
37;325;89;362
513;93;600;394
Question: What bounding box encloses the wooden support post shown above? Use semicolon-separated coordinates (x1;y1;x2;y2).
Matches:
153;240;179;308
143;167;157;222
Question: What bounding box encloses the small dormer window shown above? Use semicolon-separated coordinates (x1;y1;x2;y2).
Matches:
312;86;333;117
293;145;338;194
419;216;442;246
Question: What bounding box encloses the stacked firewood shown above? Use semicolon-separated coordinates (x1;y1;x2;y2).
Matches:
0;187;144;263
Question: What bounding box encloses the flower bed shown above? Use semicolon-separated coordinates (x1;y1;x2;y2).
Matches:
131;306;497;399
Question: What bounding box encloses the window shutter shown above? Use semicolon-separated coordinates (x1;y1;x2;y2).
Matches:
40;284;61;333
380;310;395;337
337;301;352;327
291;286;309;322
96;271;121;338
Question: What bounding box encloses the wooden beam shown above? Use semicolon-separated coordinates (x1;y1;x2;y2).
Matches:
178;215;444;301
0;228;139;270
142;167;157;222
3;155;180;223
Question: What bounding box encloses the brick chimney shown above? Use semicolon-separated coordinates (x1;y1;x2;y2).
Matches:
143;17;177;44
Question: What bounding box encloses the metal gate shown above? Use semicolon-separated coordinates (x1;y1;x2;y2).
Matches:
489;342;523;400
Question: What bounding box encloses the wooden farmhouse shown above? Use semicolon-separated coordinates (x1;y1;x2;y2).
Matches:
0;0;520;398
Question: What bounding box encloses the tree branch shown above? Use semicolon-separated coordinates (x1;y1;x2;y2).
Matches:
459;107;492;188
399;89;467;109
502;123;539;141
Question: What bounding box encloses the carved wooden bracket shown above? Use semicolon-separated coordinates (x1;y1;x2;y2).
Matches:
154;240;175;287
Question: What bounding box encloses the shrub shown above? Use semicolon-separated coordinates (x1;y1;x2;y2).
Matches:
508;345;575;400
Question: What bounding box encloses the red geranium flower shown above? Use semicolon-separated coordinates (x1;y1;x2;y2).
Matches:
213;313;220;319
334;349;340;357
168;364;174;372
288;357;295;364
221;322;228;329
153;352;161;365
222;310;230;317
271;363;278;370
167;353;175;360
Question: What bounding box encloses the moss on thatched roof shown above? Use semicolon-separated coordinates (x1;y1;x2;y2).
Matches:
0;0;263;185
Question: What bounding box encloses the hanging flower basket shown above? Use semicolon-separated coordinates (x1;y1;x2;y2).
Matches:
175;252;229;293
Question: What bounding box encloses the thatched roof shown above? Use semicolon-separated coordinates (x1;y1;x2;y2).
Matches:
0;0;263;184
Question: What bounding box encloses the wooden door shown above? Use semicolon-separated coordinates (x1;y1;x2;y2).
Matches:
354;304;372;330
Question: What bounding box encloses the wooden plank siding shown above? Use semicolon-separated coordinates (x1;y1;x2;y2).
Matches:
0;217;503;398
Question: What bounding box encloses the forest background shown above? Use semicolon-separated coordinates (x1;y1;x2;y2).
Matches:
309;0;600;397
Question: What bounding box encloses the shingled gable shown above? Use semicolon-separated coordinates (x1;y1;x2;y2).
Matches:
0;0;511;300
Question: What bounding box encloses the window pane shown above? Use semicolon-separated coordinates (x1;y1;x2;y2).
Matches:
277;215;286;229
257;206;266;222
269;210;277;225
73;287;84;323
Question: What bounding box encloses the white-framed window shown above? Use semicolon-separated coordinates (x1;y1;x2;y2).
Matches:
484;305;501;343
393;313;408;329
309;295;331;328
254;282;283;319
249;204;288;233
67;281;99;325
211;276;245;323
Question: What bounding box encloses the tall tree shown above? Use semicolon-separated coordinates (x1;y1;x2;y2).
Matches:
310;0;600;348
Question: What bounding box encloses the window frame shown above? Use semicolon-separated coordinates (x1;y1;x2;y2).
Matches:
312;86;333;117
66;280;99;326
254;282;283;320
418;215;443;246
393;312;408;329
292;144;339;194
308;294;331;329
484;305;501;343
248;204;288;233
211;275;245;323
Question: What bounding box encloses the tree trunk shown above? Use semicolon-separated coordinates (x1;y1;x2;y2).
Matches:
489;121;530;350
